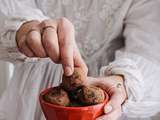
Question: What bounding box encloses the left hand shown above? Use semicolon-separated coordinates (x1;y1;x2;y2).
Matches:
87;75;127;120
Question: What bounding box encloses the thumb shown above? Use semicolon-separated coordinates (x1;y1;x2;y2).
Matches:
104;101;113;114
104;91;124;114
97;94;122;120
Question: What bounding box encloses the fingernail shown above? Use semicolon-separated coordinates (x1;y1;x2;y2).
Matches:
96;117;104;120
96;118;102;120
96;118;101;120
104;104;112;113
65;66;73;76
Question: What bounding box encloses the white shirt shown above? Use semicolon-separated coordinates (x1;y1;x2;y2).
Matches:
0;0;160;120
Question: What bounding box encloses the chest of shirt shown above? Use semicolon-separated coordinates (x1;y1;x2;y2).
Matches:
37;0;131;58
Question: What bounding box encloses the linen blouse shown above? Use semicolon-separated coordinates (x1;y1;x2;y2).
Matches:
0;0;160;120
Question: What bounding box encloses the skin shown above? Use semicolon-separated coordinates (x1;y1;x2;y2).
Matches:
16;18;87;76
88;76;127;120
16;17;127;120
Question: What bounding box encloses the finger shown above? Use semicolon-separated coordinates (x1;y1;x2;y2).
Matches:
73;44;88;75
58;17;74;76
26;30;47;57
96;106;122;120
107;83;126;106
18;35;34;57
41;20;60;63
108;92;124;106
105;90;125;113
103;89;125;119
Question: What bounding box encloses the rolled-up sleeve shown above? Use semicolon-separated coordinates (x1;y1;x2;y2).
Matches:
100;0;160;118
0;0;48;63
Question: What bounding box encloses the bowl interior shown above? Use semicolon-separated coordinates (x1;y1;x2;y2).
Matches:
39;87;109;110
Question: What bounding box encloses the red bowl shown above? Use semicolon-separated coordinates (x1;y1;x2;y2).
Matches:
39;87;109;120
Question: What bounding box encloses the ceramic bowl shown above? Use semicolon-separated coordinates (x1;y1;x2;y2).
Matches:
39;87;109;120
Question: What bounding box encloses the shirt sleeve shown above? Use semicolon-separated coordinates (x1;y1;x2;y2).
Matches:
0;0;49;63
100;0;160;118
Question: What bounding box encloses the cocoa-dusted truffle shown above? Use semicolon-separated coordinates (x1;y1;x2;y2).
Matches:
44;68;106;107
74;85;105;105
44;87;70;106
61;67;87;91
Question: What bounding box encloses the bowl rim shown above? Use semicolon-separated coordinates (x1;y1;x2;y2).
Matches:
39;87;109;110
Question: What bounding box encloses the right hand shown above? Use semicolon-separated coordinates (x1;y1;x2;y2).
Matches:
16;18;88;76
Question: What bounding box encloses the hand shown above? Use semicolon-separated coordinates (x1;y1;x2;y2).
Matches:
16;18;87;76
87;75;127;120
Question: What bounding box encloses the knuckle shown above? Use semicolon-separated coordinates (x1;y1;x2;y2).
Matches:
26;35;36;45
60;17;68;23
41;20;50;27
59;17;74;29
41;19;58;29
27;34;40;46
43;39;53;50
60;40;72;48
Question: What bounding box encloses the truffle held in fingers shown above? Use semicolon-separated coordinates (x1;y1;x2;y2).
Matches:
62;67;87;91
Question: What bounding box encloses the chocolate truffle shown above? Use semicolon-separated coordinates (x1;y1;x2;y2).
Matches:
44;87;70;106
75;85;105;105
62;68;87;91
